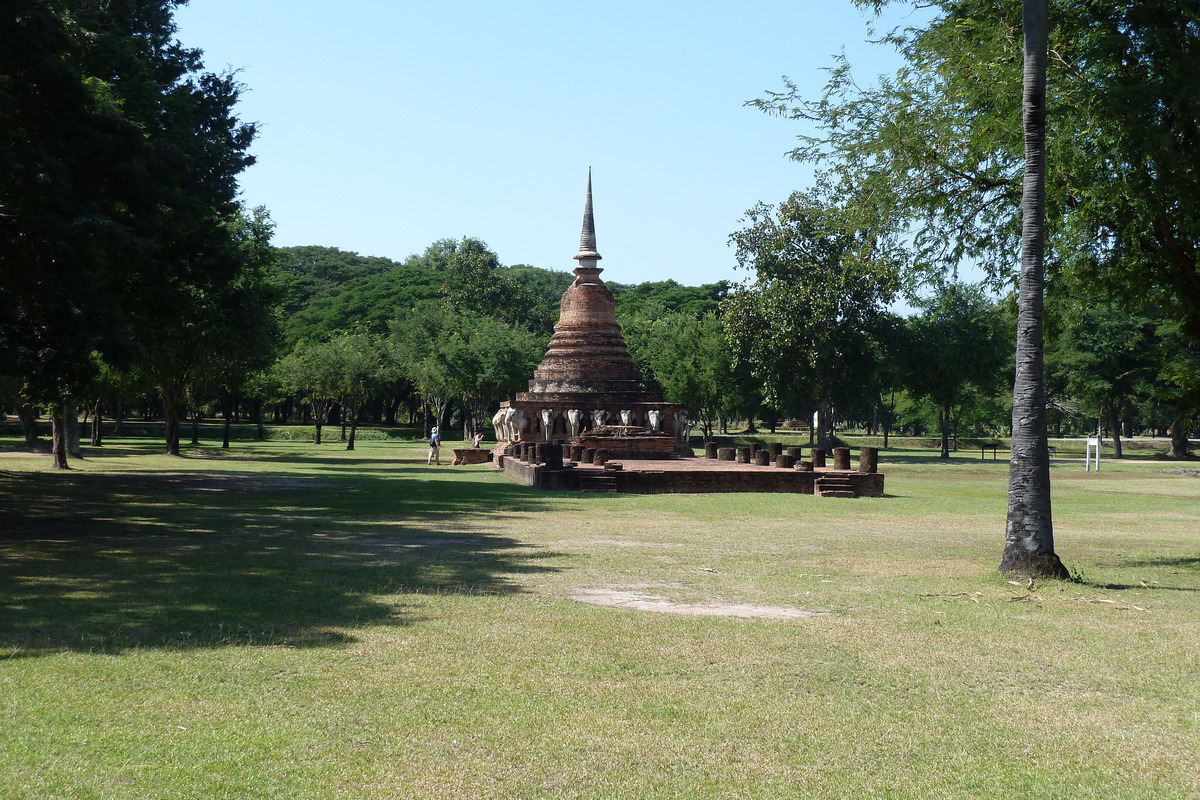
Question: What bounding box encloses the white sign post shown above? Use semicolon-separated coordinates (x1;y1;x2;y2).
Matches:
1085;436;1101;472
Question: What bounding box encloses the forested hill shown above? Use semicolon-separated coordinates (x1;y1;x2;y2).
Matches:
273;239;733;345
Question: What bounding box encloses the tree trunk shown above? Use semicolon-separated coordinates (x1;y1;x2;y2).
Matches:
1107;405;1123;459
163;383;183;456
815;403;830;452
1001;0;1068;579
90;399;103;447
222;394;232;449
65;403;81;457
254;398;266;440
51;406;70;469
939;403;951;459
18;403;40;445
1168;420;1192;458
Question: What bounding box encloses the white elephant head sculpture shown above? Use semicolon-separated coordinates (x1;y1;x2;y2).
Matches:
539;408;558;441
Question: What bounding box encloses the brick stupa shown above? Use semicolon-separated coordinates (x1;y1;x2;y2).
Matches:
491;173;688;457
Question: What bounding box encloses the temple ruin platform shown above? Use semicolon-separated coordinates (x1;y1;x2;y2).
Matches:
496;454;885;497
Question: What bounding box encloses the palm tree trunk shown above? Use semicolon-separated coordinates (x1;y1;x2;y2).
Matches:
1001;0;1068;579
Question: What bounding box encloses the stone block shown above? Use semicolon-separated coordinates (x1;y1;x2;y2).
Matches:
833;447;851;471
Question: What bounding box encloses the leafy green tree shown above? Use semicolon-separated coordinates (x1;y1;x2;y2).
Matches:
905;283;1011;458
37;0;263;457
275;341;340;445
390;303;543;440
724;189;902;450
275;246;442;344
611;280;732;321
201;207;283;449
0;1;147;467
439;238;546;332
507;265;575;334
757;2;1199;340
754;0;1110;575
633;312;736;442
326;333;385;451
1150;319;1200;459
1046;297;1156;457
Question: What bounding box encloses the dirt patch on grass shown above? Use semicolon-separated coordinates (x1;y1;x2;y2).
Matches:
570;588;831;619
565;538;686;549
1159;469;1200;478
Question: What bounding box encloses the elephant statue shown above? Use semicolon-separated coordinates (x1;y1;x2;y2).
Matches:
592;409;609;429
539;408;558;441
671;410;690;441
620;409;634;427
566;409;584;437
492;408;507;441
647;410;664;432
511;408;529;441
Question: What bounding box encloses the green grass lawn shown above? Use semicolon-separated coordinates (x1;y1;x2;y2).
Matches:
1;436;1197;799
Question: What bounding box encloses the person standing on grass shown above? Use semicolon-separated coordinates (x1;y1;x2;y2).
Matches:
427;426;441;465
472;430;484;448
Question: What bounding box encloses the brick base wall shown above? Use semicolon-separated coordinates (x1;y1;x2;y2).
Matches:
498;457;885;497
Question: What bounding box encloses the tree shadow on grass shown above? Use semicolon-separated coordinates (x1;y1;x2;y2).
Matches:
0;466;564;658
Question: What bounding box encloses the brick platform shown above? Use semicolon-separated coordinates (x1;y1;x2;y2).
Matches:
497;455;884;497
452;448;492;465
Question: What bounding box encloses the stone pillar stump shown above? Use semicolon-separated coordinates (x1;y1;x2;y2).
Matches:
592;449;609;465
768;442;783;458
776;454;796;469
787;446;803;459
736;447;751;464
833;447;851;471
718;447;736;461
811;448;826;468
753;450;772;466
704;442;719;459
859;446;879;474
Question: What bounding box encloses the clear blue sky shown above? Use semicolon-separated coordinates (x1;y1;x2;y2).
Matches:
174;1;929;287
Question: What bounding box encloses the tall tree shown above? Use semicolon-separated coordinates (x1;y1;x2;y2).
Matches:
905;283;1010;459
724;189;902;450
0;1;147;467
1045;297;1155;457
1000;0;1067;578
63;1;260;456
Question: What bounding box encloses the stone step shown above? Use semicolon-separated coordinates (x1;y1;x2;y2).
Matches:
579;474;619;493
816;475;857;498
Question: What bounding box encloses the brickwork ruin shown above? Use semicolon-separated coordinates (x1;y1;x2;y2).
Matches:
489;174;885;498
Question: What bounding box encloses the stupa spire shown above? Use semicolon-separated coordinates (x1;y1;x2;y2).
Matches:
574;169;602;264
